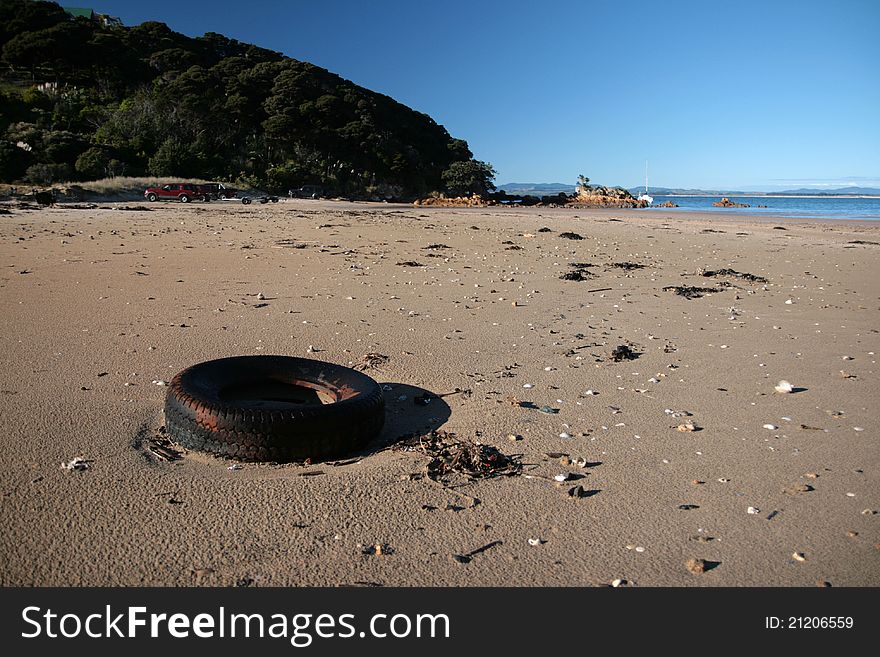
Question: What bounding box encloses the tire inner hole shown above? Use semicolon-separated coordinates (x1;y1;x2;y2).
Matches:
218;380;338;407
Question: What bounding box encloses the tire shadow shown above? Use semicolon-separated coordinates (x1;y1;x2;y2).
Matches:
365;382;453;452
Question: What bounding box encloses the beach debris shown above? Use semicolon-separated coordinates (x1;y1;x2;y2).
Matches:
568;485;599;498
537;227;553;232
763;424;778;430
665;409;692;418
396;261;424;267
785;299;793;304
507;433;522;442
678;504;699;510
610;261;646;270
559;232;584;240
147;432;182;462
400;430;521;483
539;406;559;414
792;552;806;562
554;472;577;482
747;506;761;514
363;543;394;556
677;423;697;432
152;379;168;386
527;538;545;546
610;578;628;587
686;558;719;574
699;268;768;283
60;456;90;471
774;380;794;394
783;483;814;495
355;352;389;371
256;292;266;300
227;464;243;471
452;540;502;564
663;285;722;299
609;344;639;362
560;269;593;281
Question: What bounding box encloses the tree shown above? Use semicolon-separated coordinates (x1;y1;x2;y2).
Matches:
441;160;496;196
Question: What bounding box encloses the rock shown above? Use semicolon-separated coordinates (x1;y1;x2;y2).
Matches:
712;197;750;208
686;558;709;574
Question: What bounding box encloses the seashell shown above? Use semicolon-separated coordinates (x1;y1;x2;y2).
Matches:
559;432;571;439
677;423;696;432
747;506;760;514
611;578;624;587
527;538;542;546
763;424;778;430
774;380;794;393
792;552;806;562
522;383;534;389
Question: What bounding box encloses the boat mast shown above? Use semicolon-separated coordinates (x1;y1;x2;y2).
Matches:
645;160;649;195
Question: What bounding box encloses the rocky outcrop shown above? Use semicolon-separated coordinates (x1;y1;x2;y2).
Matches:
657;200;678;207
567;184;648;209
713;197;750;208
414;194;493;207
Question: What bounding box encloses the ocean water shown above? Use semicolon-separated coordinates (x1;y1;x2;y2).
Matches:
646;195;880;220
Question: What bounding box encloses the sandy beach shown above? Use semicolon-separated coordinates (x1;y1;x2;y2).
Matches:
1;200;877;587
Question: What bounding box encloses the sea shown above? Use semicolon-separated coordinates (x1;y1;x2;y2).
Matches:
647;196;880;221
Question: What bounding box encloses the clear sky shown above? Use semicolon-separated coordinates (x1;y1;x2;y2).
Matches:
86;0;880;190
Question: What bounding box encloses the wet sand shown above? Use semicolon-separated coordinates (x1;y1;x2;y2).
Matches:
1;200;878;586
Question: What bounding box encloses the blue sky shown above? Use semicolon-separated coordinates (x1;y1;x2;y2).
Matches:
87;0;880;190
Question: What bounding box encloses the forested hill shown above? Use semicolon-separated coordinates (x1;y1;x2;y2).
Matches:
0;0;491;198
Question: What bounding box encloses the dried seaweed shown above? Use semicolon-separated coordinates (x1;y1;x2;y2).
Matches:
609;344;639;361
559;231;584;240
663;285;722;299
355;352;389;371
610;261;645;270
560;269;594;281
400;430;521;483
700;268;768;283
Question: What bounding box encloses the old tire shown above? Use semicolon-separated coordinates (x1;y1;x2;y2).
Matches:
164;355;385;462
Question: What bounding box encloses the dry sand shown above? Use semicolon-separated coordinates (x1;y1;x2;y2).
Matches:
1;200;878;586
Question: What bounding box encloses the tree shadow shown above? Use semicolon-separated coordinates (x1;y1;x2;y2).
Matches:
362;382;453;453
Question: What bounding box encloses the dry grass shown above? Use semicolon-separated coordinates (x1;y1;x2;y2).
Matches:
72;176;213;195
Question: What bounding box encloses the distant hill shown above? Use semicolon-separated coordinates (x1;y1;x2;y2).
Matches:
497;182;575;196
628;186;880;197
0;0;486;197
770;186;880;196
626;186;750;196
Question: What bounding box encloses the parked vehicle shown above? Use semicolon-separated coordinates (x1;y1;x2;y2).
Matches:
144;183;205;203
238;195;279;205
196;183;238;200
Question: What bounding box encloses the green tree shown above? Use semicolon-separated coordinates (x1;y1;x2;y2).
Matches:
441;160;497;196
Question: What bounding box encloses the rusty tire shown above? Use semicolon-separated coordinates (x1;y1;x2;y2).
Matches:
164;356;385;462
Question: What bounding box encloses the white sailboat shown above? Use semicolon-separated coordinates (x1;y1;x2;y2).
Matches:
637;161;653;204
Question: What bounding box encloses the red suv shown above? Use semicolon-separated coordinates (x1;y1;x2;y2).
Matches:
144;183;204;203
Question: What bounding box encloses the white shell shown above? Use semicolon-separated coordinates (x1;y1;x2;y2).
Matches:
792;552;806;562
747;506;760;514
763;424;778;430
774;380;794;393
527;538;541;546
